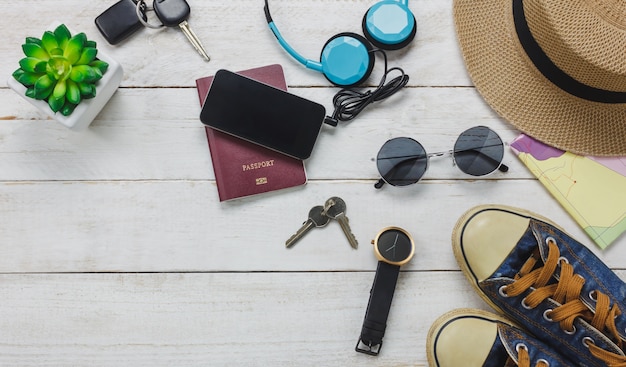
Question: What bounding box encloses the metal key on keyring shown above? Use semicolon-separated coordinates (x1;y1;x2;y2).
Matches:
323;197;358;249
285;205;330;248
152;0;210;61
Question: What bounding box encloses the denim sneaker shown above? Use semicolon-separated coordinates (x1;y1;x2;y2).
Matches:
452;205;626;367
427;308;576;366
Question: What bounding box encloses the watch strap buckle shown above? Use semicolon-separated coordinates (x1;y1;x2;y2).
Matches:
355;338;382;356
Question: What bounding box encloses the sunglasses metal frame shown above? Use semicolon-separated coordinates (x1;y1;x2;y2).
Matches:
374;126;509;189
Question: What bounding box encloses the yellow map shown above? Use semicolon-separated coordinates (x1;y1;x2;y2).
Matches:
511;135;626;249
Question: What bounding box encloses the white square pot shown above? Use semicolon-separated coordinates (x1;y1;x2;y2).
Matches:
7;28;123;131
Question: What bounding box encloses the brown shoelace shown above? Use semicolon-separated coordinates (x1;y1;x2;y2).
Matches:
511;344;549;367
501;239;626;367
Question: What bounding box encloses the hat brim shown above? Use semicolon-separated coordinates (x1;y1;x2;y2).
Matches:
453;0;626;156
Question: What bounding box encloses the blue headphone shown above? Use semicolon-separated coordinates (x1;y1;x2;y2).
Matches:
264;0;416;87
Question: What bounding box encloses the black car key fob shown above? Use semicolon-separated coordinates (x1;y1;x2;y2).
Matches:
95;0;147;45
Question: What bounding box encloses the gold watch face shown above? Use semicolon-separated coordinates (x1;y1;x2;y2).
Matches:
372;226;415;266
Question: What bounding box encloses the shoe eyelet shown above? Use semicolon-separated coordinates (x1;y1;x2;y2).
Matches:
558;256;569;265
543;309;553;322
537;358;550;367
589;290;597;302
522;297;532;309
516;343;528;353
582;336;595;348
499;285;510;298
563;325;576;335
546;236;557;245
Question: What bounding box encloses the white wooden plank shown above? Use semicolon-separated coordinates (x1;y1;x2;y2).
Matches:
2;270;626;366
0;180;620;273
0;87;529;181
1;0;468;88
0;271;495;367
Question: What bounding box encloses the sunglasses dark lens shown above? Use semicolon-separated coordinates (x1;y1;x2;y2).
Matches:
376;137;427;186
453;126;504;176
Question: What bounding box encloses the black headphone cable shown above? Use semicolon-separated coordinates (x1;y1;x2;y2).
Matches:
324;49;409;126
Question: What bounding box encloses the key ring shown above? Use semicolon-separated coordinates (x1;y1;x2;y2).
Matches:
136;0;164;29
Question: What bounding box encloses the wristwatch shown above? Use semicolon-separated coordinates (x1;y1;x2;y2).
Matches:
355;226;415;356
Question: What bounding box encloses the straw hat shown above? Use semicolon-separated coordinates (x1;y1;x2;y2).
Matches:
453;0;626;156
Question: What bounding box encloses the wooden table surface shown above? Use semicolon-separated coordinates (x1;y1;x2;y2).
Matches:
2;1;624;365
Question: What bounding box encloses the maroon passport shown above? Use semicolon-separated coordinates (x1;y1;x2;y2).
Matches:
196;64;307;201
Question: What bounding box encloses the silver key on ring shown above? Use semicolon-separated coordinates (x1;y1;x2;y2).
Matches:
323;197;358;249
136;0;163;29
285;205;330;248
151;0;210;61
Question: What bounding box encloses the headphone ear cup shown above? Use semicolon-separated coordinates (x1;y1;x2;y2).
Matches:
362;0;416;50
319;32;374;87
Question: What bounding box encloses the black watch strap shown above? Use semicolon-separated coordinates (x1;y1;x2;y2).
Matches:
355;261;401;355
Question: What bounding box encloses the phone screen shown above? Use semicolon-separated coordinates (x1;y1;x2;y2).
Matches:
199;69;326;160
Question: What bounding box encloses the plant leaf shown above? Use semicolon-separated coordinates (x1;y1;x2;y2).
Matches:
69;65;102;83
85;40;97;49
53;79;66;99
77;82;94;96
88;68;103;82
33;75;55;100
25;86;37;99
22;43;49;61
66;80;81;104
19;57;37;72
89;60;109;74
48;94;65;113
13;69;43;86
81;85;96;99
41;31;59;53
53;24;72;49
12;68;24;80
83;87;96;99
48;48;63;56
19;57;47;73
61;102;77;116
69;65;86;82
64;33;86;65
76;47;97;65
25;37;42;46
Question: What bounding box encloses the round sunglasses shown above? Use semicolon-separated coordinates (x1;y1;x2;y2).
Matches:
375;126;509;189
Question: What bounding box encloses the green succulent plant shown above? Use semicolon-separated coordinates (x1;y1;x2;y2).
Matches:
12;24;109;116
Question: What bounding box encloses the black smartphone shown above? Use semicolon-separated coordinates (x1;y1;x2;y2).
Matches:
199;69;326;160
